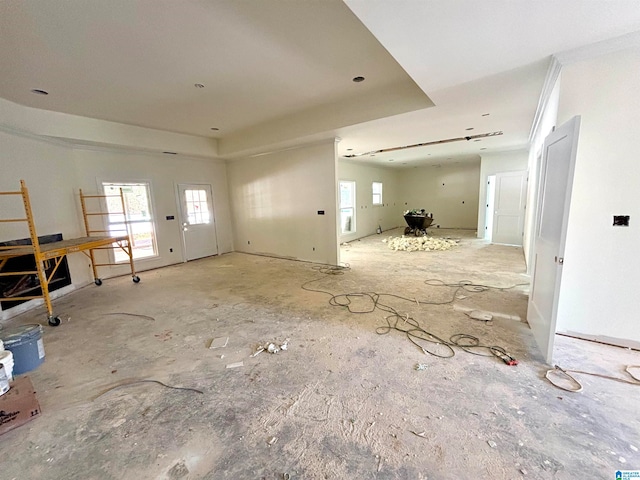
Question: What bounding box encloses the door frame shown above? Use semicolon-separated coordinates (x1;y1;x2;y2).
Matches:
175;182;218;263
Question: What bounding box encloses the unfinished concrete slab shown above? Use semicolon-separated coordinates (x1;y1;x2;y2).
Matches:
0;229;638;479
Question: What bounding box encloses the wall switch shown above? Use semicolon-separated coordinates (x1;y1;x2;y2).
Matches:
613;215;630;226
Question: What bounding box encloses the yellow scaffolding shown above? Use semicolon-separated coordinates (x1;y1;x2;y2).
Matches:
0;180;139;326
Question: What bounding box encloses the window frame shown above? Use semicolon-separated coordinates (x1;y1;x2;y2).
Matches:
339;180;356;235
372;181;383;206
100;180;159;263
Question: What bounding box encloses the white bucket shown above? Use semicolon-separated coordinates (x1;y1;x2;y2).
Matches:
0;363;9;396
0;350;14;381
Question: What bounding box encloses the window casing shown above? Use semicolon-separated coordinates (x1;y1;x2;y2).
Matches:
102;182;158;262
372;182;383;205
339;181;356;234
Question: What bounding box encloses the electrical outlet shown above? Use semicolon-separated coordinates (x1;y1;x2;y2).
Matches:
248;240;251;245
613;215;630;226
169;248;173;253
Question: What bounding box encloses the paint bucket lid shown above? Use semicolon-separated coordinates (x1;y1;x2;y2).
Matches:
0;324;43;348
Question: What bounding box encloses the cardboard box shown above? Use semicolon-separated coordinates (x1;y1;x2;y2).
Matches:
0;376;41;436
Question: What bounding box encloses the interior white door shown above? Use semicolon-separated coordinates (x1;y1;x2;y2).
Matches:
527;116;581;364
492;170;527;245
178;184;218;261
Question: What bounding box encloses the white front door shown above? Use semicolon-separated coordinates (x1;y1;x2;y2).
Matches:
527;116;581;364
492;170;527;246
177;184;218;261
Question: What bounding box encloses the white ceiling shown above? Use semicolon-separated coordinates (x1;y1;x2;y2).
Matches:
2;1;640;166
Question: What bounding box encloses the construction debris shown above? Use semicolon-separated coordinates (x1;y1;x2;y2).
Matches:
251;339;290;357
225;361;244;369
208;337;228;349
382;235;458;252
415;363;428;371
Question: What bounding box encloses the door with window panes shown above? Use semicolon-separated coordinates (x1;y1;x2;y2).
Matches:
178;184;218;261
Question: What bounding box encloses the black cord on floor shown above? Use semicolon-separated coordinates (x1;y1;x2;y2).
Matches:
302;266;521;362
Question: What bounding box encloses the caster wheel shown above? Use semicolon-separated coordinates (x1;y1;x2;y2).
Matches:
48;316;61;327
404;227;411;235
132;275;141;283
94;278;103;286
415;229;422;237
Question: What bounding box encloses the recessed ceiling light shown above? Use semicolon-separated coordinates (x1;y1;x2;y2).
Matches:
352;76;365;83
427;154;431;156
194;83;205;88
481;113;490;116
370;154;375;157
346;148;353;151
31;89;49;95
210;127;219;131
389;159;394;162
162;151;177;155
402;163;407;165
480;148;487;150
474;139;481;142
465;127;474;131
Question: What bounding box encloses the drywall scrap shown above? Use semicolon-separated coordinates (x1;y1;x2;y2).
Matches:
383;236;458;252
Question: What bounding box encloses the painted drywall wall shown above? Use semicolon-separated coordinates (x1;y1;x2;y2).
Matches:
228;141;339;265
73;148;233;278
338;161;401;242
555;47;640;346
397;162;480;230
0;114;232;319
477;150;529;239
524;76;560;268
0;130;92;320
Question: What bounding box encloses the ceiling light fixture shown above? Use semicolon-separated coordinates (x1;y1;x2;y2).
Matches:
210;127;219;131
194;83;205;88
482;113;490;116
31;89;49;95
352;76;365;83
480;148;487;150
162;151;177;155
342;131;503;158
389;159;394;162
474;139;481;142
465;127;474;131
346;148;353;151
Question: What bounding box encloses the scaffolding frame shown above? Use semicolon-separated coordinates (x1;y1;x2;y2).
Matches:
0;180;139;326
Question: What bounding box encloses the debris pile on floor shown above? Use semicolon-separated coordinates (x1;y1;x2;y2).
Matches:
251;338;289;357
383;235;458;252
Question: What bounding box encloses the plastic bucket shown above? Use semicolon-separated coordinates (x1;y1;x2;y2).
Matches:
0;324;45;376
0;364;9;396
0;350;14;380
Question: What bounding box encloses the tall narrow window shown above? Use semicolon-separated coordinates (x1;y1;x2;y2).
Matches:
103;182;158;262
339;181;356;234
372;182;383;205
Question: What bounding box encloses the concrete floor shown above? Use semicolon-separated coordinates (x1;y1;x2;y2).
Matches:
0;228;638;479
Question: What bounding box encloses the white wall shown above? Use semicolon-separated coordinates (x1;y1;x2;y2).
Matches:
555;47;640;346
338;161;401;242
398;162;480;229
228;141;339;265
524;76;560;268
477;150;529;238
73;148;233;278
0;102;232;319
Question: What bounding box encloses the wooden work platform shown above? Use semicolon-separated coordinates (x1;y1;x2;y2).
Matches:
0;236;128;260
